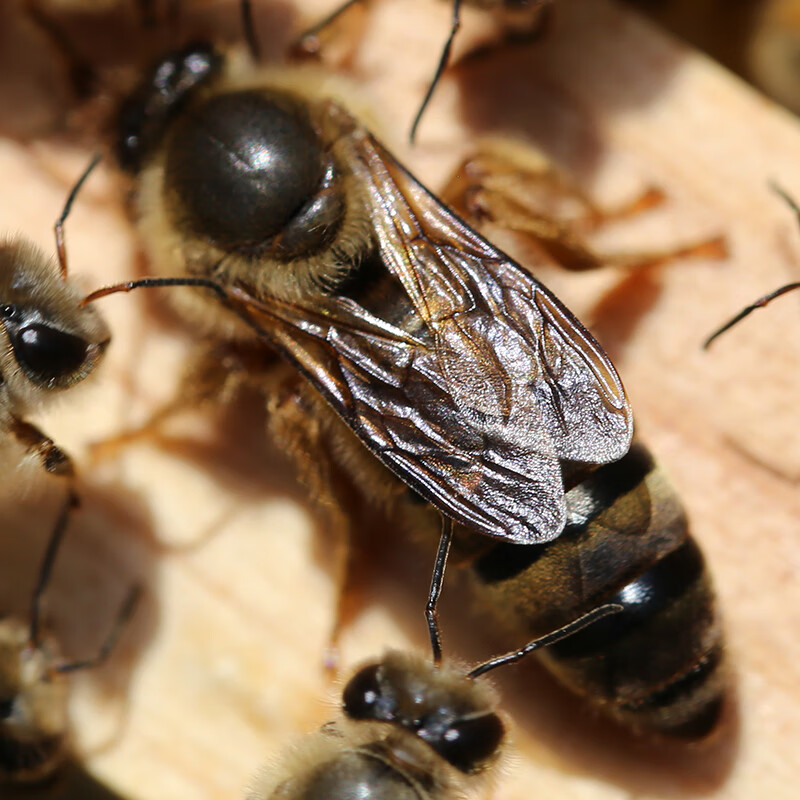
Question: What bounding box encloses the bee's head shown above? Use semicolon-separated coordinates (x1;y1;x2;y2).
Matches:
0;239;110;419
342;651;505;775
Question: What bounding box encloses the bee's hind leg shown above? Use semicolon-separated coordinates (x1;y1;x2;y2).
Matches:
264;376;378;676
441;140;727;272
88;342;270;465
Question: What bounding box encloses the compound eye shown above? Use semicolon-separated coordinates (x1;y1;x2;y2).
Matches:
431;713;504;774
165;90;326;251
0;697;13;720
14;324;89;384
342;664;388;722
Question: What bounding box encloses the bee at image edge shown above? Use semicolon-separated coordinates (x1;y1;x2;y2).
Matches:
247;604;619;800
0;497;141;785
0;163;109;508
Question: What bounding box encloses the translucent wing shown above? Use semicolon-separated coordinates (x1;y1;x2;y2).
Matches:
228;129;632;544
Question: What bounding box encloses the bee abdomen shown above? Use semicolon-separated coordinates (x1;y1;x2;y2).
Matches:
540;536;727;739
468;442;728;739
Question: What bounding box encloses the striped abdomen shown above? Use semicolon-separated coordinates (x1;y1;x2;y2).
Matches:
468;441;727;739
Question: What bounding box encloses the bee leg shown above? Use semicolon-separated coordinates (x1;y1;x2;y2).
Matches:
89;344;262;464
289;0;368;60
28;491;77;648
426;517;453;665
9;417;78;507
462;0;554;65
442;143;727;271
55;585;142;674
500;0;554;46
264;381;363;674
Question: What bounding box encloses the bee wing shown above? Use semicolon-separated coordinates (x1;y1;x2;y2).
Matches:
228;131;631;544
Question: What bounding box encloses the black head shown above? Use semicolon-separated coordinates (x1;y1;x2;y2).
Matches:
1;304;98;390
0;240;109;406
116;42;222;173
342;654;504;774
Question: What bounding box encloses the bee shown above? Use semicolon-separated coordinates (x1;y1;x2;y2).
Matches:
90;41;633;665
439;138;728;276
248;603;619;800
0;157;110;510
0;495;141;784
288;0;555;140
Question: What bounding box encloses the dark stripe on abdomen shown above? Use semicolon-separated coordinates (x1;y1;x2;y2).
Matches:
473;442;656;585
547;536;705;659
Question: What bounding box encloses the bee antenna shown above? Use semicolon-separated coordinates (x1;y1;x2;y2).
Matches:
703;282;800;349
82;276;276;345
55;152;102;280
82;276;233;306
467;603;623;679
409;0;463;144
770;180;800;220
55;584;143;674
241;0;261;61
704;182;800;349
29;492;79;649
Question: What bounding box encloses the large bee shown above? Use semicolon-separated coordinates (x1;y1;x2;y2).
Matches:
0;496;140;785
91;42;632;664
88;42;729;739
248;604;618;800
0;162;110;510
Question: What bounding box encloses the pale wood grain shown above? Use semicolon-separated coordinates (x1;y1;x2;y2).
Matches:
2;0;800;798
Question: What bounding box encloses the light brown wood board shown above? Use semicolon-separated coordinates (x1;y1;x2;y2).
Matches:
0;0;799;798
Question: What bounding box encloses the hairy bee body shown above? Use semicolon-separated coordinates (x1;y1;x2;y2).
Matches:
105;43;725;739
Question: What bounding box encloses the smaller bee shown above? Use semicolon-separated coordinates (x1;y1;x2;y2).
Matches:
0;495;141;785
0;157;109;509
248;603;618;800
289;0;554;140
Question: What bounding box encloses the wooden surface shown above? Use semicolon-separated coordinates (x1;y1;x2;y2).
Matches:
2;0;800;798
